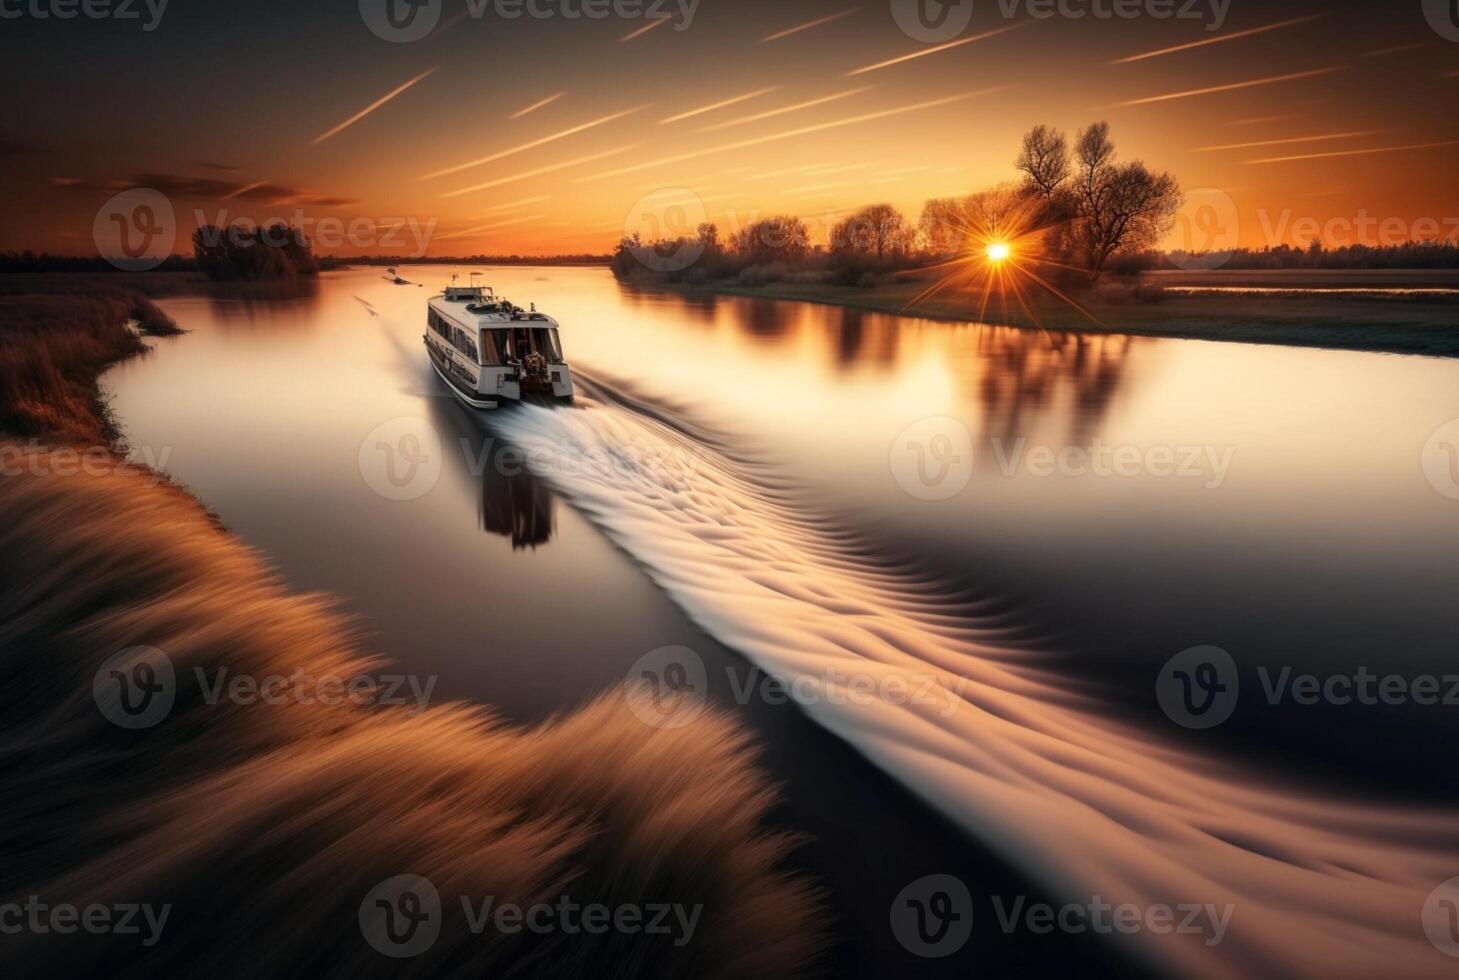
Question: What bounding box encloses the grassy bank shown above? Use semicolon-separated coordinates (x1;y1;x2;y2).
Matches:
661;272;1459;358
0;283;824;975
0;286;183;444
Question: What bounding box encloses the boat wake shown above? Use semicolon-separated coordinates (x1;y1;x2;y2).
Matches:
493;372;1459;979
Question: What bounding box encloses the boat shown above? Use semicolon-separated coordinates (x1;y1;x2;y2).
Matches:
423;277;574;409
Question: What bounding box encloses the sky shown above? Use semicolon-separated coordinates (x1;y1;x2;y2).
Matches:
1;0;1456;257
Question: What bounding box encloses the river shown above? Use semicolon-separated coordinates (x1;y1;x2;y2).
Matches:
103;265;1459;977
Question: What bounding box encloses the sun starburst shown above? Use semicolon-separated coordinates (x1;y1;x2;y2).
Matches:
903;189;1103;331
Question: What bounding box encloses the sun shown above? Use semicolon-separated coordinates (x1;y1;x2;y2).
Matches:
985;241;1012;263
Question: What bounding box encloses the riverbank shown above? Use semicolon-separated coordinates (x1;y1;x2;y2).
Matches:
656;269;1459;357
0;283;824;976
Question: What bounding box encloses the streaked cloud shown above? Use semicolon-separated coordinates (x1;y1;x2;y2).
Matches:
1362;43;1427;58
437;214;548;240
483;195;553;213
441;145;637;197
1220;115;1298;127
310;66;438;145
576;88;1007;183
761;7;861;42
848;24;1027;76
660;88;779;125
1192;131;1382;152
1245;139;1459;164
1109;16;1321;65
620;18;669;41
1108;67;1343;108
696;87;872;133
420;107;645;180
510;92;567;119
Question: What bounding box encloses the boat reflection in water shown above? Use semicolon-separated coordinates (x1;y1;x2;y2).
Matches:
428;393;554;550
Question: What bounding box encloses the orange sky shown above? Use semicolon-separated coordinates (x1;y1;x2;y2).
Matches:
2;0;1457;257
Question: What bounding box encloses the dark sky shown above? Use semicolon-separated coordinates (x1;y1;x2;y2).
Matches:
2;0;1456;254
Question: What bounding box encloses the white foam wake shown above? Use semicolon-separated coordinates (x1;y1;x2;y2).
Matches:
493;383;1458;979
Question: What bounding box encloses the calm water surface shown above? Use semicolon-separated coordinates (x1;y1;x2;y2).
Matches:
105;266;1459;977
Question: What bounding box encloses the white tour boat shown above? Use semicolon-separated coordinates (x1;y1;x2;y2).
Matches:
423;278;574;409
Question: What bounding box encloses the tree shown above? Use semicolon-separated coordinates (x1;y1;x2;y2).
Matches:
731;216;809;264
830;204;913;259
919;197;969;254
1017;121;1181;280
1016;124;1070;199
1069;122;1181;278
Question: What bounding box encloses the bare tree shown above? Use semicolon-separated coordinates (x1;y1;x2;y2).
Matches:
831;204;913;259
1070;122;1181;277
1016;125;1070;199
919;197;968;254
731;216;810;264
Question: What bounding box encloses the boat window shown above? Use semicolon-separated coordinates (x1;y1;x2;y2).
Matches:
480;329;507;366
535;329;563;361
